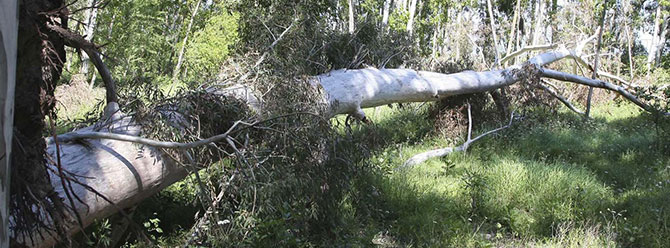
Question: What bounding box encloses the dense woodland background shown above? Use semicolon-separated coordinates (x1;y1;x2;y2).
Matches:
6;0;670;247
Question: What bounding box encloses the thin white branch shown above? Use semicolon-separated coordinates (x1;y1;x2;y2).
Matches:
500;43;558;65
572;56;638;88
467;103;472;141
398;111;514;170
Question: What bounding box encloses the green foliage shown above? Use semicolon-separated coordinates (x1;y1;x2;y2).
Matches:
69;0;670;247
87;219;112;247
183;10;239;81
347;103;666;247
97;0;184;81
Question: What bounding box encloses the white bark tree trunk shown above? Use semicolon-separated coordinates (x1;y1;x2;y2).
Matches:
17;36;663;247
173;0;201;79
382;0;391;27
532;0;544;45
647;6;662;72
487;0;501;66
0;0;18;246
625;21;634;80
655;19;668;66
505;0;521;66
348;0;355;34
407;0;418;35
79;0;98;75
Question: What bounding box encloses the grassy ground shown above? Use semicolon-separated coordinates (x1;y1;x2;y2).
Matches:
332;103;670;247
60;92;669;247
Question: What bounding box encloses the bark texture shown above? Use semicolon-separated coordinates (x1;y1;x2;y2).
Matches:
12;0;71;246
1;0;18;246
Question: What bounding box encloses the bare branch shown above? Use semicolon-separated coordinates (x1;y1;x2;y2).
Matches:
500;43;558;65
573;56;637;88
46;23;118;103
538;80;585;115
51;120;248;149
398;111;515;170
540;68;669;116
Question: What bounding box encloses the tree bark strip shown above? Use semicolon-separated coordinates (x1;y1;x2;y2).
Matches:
0;0;18;245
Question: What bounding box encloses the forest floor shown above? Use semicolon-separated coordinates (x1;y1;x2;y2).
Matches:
56;84;670;247
331;102;670;247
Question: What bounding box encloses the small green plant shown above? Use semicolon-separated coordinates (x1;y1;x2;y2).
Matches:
462;168;487;219
87;219;112;247
439;158;456;176
143;213;164;241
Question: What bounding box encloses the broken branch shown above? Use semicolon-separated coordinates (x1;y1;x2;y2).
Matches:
397;106;515;170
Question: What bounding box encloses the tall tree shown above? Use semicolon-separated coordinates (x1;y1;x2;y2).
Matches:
487;0;500;65
532;0;544;45
349;0;356;33
586;1;608;118
0;0;18;246
647;3;666;72
505;0;521;66
382;0;391;27
407;0;418;34
79;0;99;76
174;0;202;79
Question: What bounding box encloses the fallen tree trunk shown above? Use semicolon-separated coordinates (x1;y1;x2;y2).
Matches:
16;36;665;247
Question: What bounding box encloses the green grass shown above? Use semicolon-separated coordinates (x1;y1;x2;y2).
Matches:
71;99;670;247
332;102;670;247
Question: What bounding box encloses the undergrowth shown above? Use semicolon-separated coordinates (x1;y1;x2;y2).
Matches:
84;101;668;248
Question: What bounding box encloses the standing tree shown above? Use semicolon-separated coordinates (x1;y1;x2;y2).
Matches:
0;0;18;246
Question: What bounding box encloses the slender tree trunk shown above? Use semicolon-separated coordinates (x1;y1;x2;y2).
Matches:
382;0;391;27
487;0;500;66
90;12;115;88
532;0;543;45
455;12;461;58
626;21;634;80
407;0;418;35
648;6;662;72
0;0;18;246
79;0;98;76
586;3;607;118
173;0;201;79
431;23;440;57
505;0;521;66
655;19;668;66
348;0;355;34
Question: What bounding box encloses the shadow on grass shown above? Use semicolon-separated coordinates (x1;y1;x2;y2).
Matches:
341;104;670;247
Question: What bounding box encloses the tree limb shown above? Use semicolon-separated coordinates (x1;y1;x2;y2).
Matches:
397;107;515;170
540;68;669;115
538;80;585;115
500;43;558;65
46;23;118;103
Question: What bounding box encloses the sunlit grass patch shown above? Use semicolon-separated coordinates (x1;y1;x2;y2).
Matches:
352;102;668;247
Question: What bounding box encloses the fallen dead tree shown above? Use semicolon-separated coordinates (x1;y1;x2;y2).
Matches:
15;34;668;247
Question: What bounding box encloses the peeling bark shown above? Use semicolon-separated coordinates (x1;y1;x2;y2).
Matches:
1;0;18;246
